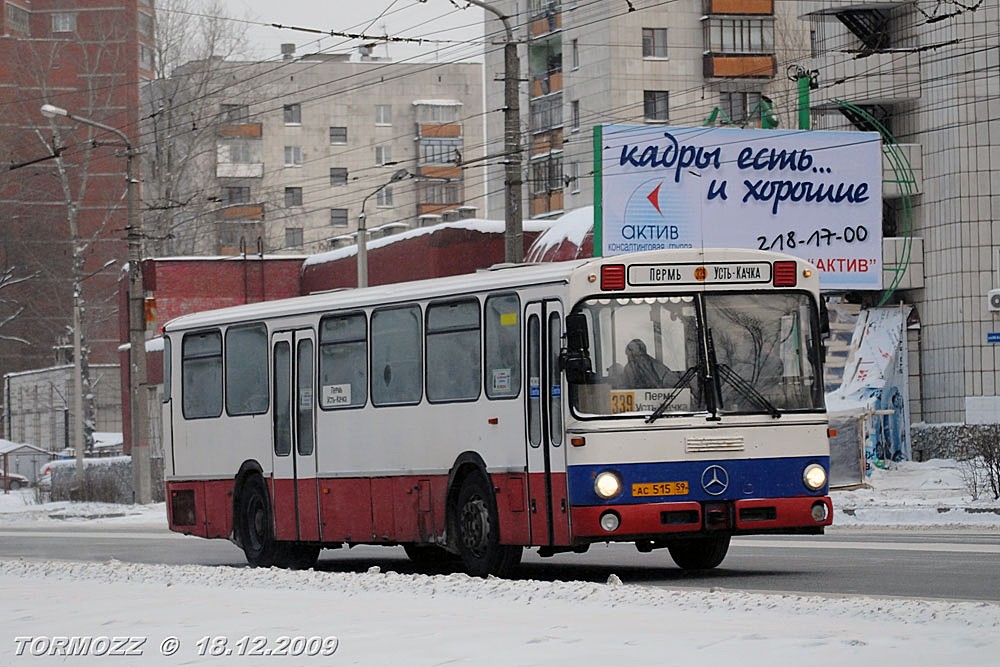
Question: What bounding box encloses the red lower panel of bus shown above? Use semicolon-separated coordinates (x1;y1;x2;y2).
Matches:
168;472;566;547
570;496;833;538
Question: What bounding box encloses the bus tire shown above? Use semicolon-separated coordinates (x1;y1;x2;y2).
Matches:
237;474;281;568
454;473;521;578
667;535;731;570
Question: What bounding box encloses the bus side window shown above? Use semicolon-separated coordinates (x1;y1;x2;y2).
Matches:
484;293;521;399
319;313;367;409
182;330;223;419
225;324;269;415
426;299;481;403
371;306;423;406
162;337;172;403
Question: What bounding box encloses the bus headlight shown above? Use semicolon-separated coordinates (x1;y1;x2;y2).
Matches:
594;471;622;499
803;464;827;491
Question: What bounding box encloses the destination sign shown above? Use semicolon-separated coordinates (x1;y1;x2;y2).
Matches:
628;262;773;286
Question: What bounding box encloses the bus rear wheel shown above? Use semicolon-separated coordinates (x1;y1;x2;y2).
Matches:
667;535;731;570
454;473;521;578
237;475;282;568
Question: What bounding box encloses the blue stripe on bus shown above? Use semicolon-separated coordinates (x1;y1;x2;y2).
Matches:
566;456;830;505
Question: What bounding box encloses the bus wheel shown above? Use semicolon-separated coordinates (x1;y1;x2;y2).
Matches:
455;473;521;578
237;475;280;568
667;535;731;570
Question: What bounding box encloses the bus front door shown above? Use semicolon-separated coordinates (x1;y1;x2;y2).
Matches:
271;330;320;543
525;301;571;547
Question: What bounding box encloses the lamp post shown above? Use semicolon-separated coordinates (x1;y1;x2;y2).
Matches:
357;168;410;288
40;103;150;504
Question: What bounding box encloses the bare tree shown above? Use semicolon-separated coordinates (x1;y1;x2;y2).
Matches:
0;265;37;345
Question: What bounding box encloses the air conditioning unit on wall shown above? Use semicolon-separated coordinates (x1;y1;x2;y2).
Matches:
989;289;1000;312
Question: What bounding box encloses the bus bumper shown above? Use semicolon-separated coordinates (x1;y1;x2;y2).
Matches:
570;496;833;538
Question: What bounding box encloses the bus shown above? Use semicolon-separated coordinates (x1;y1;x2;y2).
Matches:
162;248;832;576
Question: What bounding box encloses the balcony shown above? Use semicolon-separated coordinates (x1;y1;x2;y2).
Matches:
703;54;776;79
216;123;262;139
216;163;264;178
798;0;912;16
883;143;922;199
530;128;563;157
217;204;264;221
705;0;773;14
531;70;563;98
529;9;561;38
805;51;921;108
417;123;462;138
882;236;923;291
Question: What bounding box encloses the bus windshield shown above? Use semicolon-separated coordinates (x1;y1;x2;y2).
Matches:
570;292;824;419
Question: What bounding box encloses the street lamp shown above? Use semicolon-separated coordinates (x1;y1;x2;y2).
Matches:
40;103;151;504
357;168;410;288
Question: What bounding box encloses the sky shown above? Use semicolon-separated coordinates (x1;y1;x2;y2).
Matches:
233;0;485;63
2;459;1000;665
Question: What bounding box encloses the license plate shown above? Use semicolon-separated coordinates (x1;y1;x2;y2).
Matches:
631;481;689;497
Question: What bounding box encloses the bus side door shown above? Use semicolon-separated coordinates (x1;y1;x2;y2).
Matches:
525;301;571;546
271;330;320;543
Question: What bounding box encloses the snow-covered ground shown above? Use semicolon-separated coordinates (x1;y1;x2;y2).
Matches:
2;459;998;665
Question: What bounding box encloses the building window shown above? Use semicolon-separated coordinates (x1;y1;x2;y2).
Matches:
375;145;392;166
705;17;775;54
376;187;393;207
330;167;348;186
415;104;459;123
284;146;302;166
140;44;154;70
419;138;462;165
284;187;303;207
642;28;668;58
530;94;563;132
419;181;460;205
224;186;250;204
283;103;302;124
571;39;579;69
721;91;762;125
568;162;580;194
6;4;29;34
138;12;154;37
329;126;347;144
221;104;250;124
285;227;303;248
530;157;563;195
643;90;669;122
330;208;348;226
571;100;580;131
52;13;76;33
224;140;259;164
375;104;392;126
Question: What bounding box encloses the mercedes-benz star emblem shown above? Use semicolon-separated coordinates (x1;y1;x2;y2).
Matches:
701;465;729;496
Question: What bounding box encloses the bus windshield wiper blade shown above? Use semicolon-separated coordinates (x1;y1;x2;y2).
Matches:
645;365;699;424
716;364;781;418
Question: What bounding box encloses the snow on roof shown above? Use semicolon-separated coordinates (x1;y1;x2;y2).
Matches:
526;206;594;261
303;217;553;267
0;440;49;456
412;99;463;106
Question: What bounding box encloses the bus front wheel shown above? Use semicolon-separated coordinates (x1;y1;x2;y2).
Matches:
454;473;521;578
667;535;731;570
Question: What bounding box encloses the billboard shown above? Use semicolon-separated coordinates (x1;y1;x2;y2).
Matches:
595;125;884;290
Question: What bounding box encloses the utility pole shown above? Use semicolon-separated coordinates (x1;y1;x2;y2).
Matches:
461;0;524;263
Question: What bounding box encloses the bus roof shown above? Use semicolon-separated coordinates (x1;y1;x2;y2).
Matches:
163;248;815;333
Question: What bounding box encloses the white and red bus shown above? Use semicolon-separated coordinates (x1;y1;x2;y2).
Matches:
162;248;832;575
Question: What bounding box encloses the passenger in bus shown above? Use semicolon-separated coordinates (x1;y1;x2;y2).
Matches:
620;338;681;389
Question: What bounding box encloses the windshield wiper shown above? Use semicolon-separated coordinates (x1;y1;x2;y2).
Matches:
715;364;781;418
645;366;699;424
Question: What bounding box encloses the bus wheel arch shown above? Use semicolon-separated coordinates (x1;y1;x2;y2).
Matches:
445;453;522;578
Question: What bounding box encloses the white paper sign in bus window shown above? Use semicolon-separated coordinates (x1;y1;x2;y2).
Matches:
596;125;884;290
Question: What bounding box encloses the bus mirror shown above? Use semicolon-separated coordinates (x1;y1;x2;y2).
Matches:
819;297;830;338
561;314;593;383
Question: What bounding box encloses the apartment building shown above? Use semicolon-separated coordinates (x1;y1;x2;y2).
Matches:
144;48;485;259
800;0;1000;425
482;0;809;220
